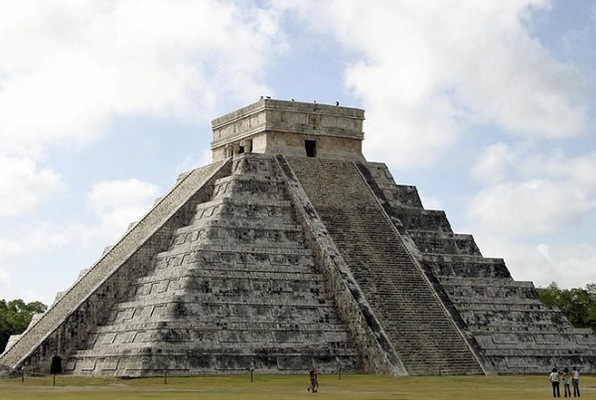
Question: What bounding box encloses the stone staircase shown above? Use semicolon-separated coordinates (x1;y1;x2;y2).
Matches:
66;154;358;376
364;161;596;373
287;157;484;375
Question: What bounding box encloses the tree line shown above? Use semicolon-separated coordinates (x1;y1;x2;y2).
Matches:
536;282;596;333
0;283;595;354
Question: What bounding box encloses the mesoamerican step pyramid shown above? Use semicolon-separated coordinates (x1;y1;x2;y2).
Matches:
1;99;595;377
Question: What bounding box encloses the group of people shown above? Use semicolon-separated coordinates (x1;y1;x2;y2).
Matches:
549;367;580;397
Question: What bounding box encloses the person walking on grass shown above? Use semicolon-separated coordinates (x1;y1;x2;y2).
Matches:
550;367;561;397
307;366;318;393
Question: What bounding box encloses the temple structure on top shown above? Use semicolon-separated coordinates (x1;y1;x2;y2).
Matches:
211;99;365;161
1;98;595;378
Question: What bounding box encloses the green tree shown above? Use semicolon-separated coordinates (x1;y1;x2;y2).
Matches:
536;282;561;307
0;299;47;353
536;282;596;333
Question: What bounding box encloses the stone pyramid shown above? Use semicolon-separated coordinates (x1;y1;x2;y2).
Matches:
1;99;595;377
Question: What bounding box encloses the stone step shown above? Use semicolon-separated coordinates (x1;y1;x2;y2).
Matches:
154;245;313;259
196;197;293;211
288;157;484;375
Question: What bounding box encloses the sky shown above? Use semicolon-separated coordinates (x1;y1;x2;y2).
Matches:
0;0;595;305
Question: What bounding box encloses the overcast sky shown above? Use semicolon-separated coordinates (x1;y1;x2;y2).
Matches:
0;0;595;305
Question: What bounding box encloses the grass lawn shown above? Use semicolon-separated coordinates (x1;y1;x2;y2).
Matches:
0;373;593;399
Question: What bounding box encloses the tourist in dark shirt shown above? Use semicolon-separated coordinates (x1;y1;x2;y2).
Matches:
307;366;319;393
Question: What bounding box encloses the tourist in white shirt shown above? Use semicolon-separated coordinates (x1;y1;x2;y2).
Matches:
572;367;580;397
549;367;561;397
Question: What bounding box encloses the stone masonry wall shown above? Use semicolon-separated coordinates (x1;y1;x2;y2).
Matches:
63;154;358;376
0;160;230;374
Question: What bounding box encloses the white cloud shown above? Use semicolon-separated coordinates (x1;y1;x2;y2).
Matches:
0;155;64;217
0;178;158;262
0;267;9;297
0;178;159;303
0;1;283;158
88;178;160;240
543;152;596;190
0;172;161;301
0;0;284;223
471;142;514;183
176;148;213;175
466;142;596;289
474;146;596;189
278;0;589;167
469;148;596;235
475;234;596;288
469;179;590;235
0;222;91;259
548;242;596;288
416;190;443;211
